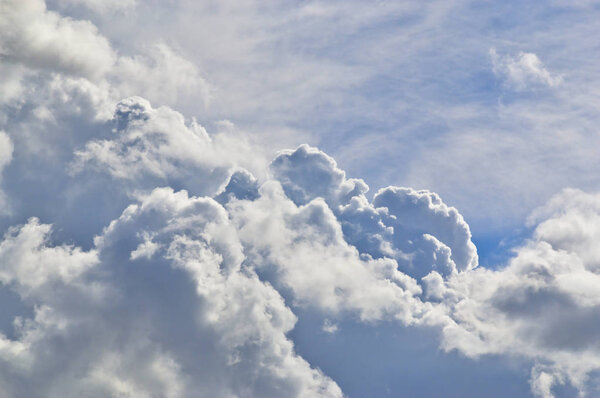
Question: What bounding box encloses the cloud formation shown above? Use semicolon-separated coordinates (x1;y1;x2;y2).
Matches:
0;189;343;397
491;49;563;91
1;1;600;398
0;0;116;78
5;95;600;396
430;188;600;396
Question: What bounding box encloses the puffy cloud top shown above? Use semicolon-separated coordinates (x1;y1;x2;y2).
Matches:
373;187;478;274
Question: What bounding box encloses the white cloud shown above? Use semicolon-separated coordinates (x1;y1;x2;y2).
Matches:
0;218;97;293
2;1;600;397
427;188;600;396
244;145;600;397
270;145;478;279
5;103;600;397
0;188;343;397
14;127;600;397
373;187;478;274
115;43;211;108
72;96;214;180
0;0;116;79
228;180;424;323
0;63;28;106
71;96;265;196
491;49;563;91
322;319;338;334
0;0;208;123
129;232;160;260
530;366;566;398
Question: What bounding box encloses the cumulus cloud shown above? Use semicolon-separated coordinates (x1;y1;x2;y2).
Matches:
9;116;600;397
4;91;600;397
0;0;116;78
2;2;600;397
71;96;264;196
0;188;342;397
263;145;600;396
0;0;208;120
426;188;600;396
490;49;563;90
0;218;97;293
71;96;215;180
270;145;478;279
228;180;424;323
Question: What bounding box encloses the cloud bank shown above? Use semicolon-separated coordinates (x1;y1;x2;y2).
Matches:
1;1;599;398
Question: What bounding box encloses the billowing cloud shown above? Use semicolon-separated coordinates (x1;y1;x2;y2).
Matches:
0;189;342;397
270;145;478;279
2;1;600;397
228;180;424;323
71;96;264;196
73;125;600;396
0;0;116;78
0;0;207;119
427;188;600;396
5;114;600;397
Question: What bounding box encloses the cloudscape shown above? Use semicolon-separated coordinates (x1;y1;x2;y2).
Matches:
1;1;600;397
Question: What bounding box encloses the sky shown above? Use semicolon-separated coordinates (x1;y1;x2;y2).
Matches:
0;0;600;397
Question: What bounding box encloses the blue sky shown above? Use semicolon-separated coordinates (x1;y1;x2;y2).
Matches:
1;1;600;397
